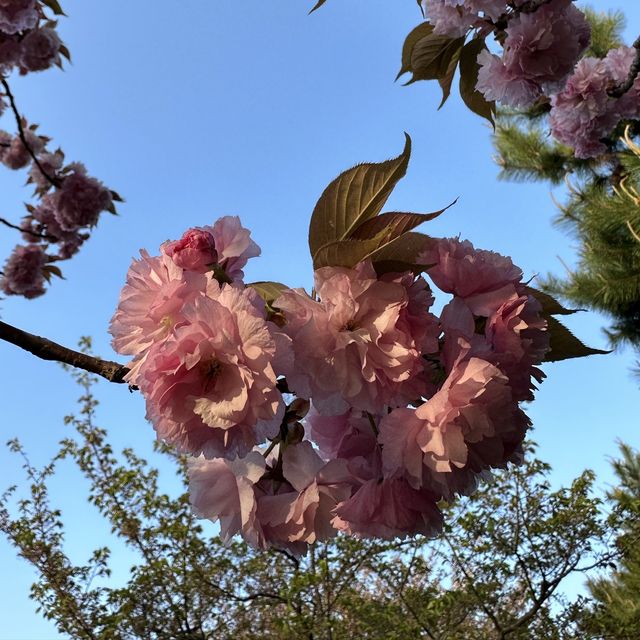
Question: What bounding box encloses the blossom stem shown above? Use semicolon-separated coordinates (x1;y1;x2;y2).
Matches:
0;216;55;240
0;320;131;384
366;412;379;437
1;79;61;189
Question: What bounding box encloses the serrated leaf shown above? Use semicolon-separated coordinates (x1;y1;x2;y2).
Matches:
397;22;434;80
543;316;610;363
42;264;64;282
247;281;289;305
314;204;454;270
459;38;495;126
42;0;65;16
525;287;581;316
59;44;71;62
309;0;327;13
350;204;455;241
438;47;461;109
309;134;411;263
409;33;465;84
314;235;391;269
370;231;435;273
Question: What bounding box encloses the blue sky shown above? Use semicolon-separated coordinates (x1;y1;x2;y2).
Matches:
0;1;639;637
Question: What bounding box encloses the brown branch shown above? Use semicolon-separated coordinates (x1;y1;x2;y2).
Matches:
511;0;564;14
493;0;575;33
609;35;640;99
1;79;61;189
0;216;55;240
0;320;131;384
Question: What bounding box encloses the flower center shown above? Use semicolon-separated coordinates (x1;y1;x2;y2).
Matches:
200;359;222;393
341;319;359;332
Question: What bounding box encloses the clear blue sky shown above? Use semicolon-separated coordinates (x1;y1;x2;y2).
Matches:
0;1;638;637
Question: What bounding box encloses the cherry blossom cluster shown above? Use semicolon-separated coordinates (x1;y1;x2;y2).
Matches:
0;1;119;299
0;0;66;92
420;0;640;159
110;218;550;553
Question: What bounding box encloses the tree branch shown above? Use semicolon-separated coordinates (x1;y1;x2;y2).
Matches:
609;35;640;99
0;320;131;384
1;79;61;189
0;216;55;240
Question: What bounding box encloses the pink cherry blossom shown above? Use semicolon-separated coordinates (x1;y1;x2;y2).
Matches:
0;32;21;73
333;477;443;539
138;285;284;458
380;356;522;488
52;163;112;231
477;0;590;108
276;262;437;415
550;46;640;158
28;151;63;192
0;243;46;298
109;250;205;369
423;1;477;38
0;0;38;35
162;227;218;273
188;452;267;547
419;237;522;302
19;27;60;72
306;407;380;465
1;129;43;170
255;442;352;548
209;215;260;282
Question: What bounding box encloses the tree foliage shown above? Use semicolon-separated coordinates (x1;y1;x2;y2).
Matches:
1;363;636;639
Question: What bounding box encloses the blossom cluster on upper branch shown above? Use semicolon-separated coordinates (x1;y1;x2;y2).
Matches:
0;0;121;299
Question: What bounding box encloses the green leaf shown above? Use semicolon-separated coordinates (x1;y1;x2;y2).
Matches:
309;134;411;264
397;23;434;80
398;23;464;85
543;316;610;363
458;37;495;126
247;281;289;304
41;0;66;16
526;287;581;316
370;231;435;275
410;33;465;83
438;47;461;109
313;236;392;269
309;0;327;13
350;204;455;241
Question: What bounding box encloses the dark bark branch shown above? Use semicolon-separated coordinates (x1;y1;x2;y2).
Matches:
0;215;55;240
609;36;640;99
0;320;131;384
1;79;61;189
511;0;565;14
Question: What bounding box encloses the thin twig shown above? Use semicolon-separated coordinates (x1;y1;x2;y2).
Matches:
0;320;131;384
0;215;55;240
1;79;61;188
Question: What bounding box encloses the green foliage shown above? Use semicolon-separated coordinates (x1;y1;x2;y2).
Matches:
1;367;636;639
396;25;494;124
583;7;626;59
580;444;640;639
494;117;595;185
